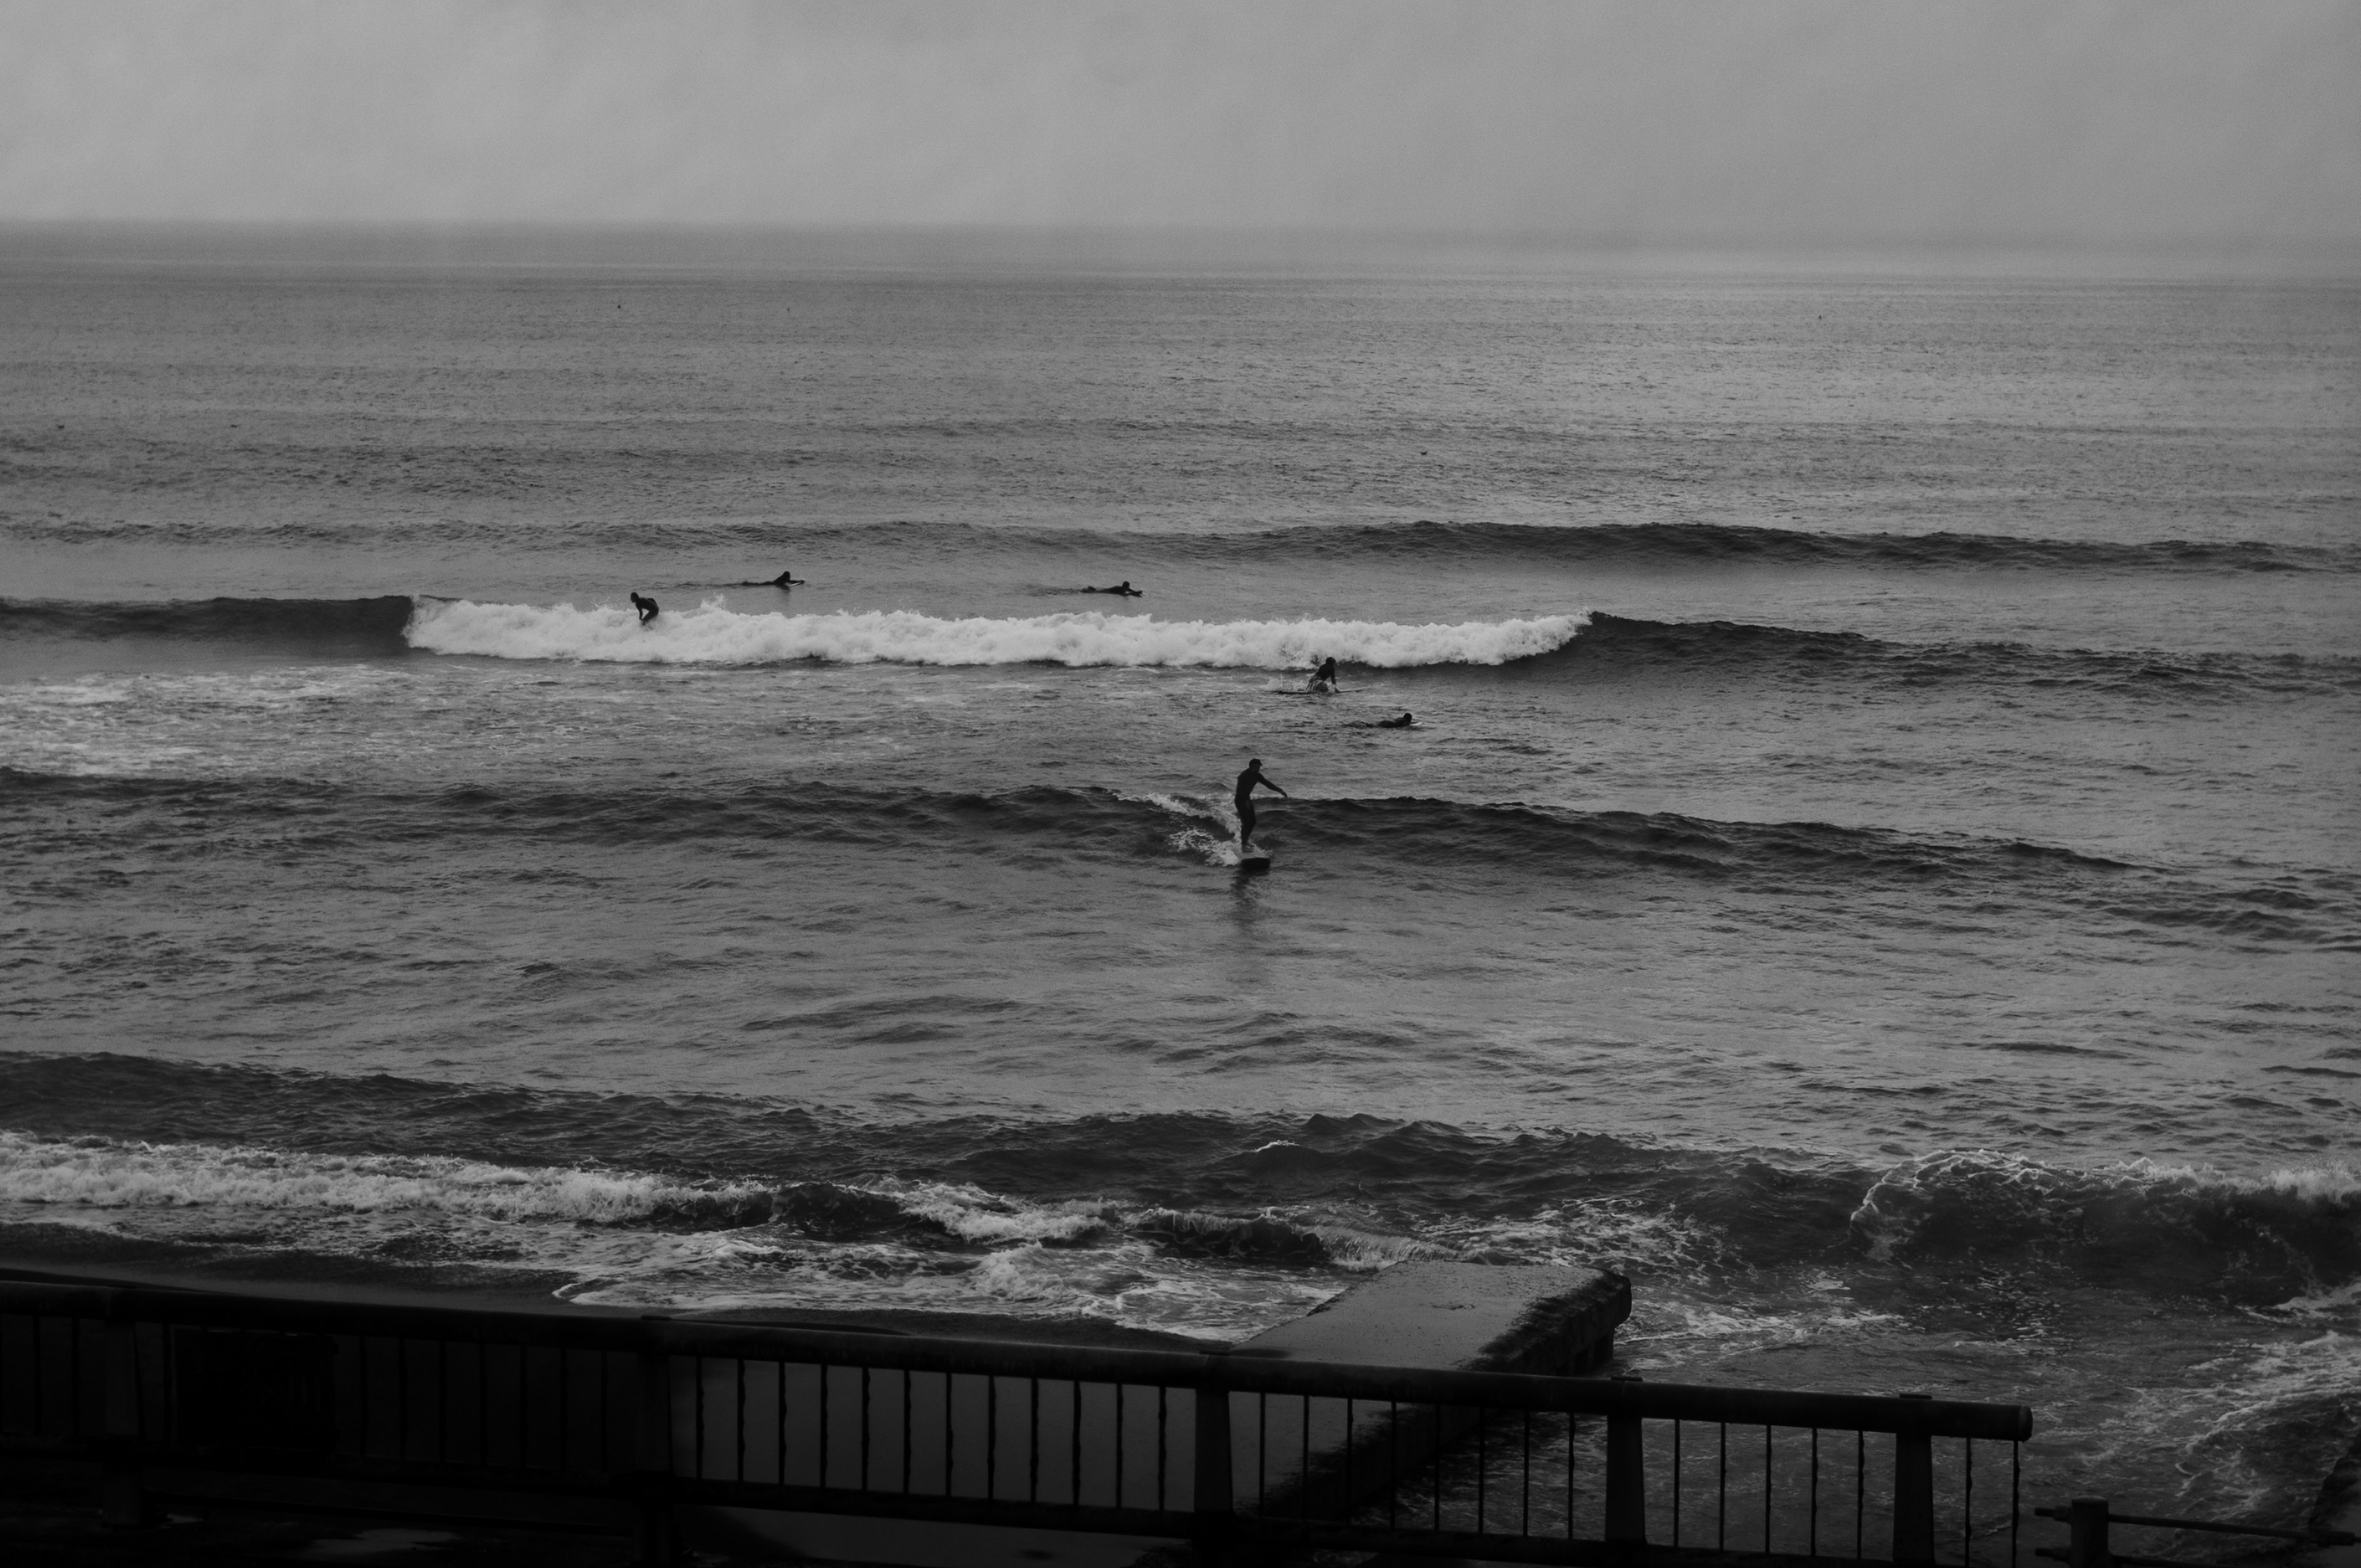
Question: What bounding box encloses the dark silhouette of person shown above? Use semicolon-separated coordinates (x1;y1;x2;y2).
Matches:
739;570;803;588
1086;581;1142;597
1377;712;1414;728
1234;758;1287;850
630;593;659;624
1308;657;1339;692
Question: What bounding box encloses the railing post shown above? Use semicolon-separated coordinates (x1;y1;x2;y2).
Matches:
635;1323;678;1567
1892;1392;1935;1564
100;1312;151;1529
2068;1497;2114;1568
1192;1373;1233;1568
1606;1373;1646;1545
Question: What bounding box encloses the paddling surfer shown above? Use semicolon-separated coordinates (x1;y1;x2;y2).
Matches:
739;569;803;588
630;593;660;624
1234;758;1287;851
1086;581;1143;597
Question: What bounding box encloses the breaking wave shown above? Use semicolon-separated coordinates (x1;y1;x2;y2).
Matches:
6;1106;2356;1315
0;1129;773;1227
401;599;1587;669
1850;1151;2361;1298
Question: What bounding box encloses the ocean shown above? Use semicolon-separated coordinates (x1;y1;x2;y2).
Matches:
1;231;2355;1543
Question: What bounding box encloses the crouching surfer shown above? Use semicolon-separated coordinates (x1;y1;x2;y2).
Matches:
1235;758;1287;851
630;592;659;624
1307;656;1339;693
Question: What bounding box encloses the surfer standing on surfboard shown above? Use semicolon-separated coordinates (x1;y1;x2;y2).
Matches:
1235;758;1287;851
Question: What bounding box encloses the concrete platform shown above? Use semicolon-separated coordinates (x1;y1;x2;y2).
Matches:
703;1263;1630;1567
1206;1263;1627;1547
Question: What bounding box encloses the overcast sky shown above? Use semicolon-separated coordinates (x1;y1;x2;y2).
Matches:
2;0;2355;250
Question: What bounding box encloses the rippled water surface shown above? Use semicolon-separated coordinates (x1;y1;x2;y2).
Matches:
2;245;2356;1538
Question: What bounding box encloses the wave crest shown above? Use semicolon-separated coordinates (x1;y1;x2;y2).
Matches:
1849;1151;2361;1298
402;599;1586;669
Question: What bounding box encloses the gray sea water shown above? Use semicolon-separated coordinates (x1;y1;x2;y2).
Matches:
2;231;2356;1540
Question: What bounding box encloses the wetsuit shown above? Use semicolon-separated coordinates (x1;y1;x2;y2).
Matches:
1234;761;1287;849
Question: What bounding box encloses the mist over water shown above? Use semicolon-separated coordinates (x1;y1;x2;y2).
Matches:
1;243;2356;1540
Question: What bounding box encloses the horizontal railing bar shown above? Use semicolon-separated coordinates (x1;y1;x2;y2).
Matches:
0;1280;653;1352
1208;1357;2029;1438
38;1443;641;1498
641;1320;1211;1385
668;1475;1196;1540
2032;1506;2350;1543
0;1278;2029;1438
0;1283;120;1318
140;1485;633;1538
1225;1516;1910;1567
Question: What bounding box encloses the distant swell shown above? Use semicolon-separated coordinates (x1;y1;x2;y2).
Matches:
9;517;2351;573
1545;613;2361;698
404;599;1587;669
7;771;2351;949
1191;519;2358;575
2;596;416;654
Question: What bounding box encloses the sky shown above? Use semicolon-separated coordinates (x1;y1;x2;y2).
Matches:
1;0;2356;251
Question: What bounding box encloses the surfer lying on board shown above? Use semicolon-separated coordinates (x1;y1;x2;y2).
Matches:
1235;758;1287;850
1307;657;1339;693
1378;712;1413;728
738;569;803;588
630;593;660;624
1085;581;1143;597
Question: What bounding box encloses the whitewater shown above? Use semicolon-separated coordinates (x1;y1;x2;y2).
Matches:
404;598;1590;669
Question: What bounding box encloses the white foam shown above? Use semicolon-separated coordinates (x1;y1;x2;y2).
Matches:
0;1130;759;1224
405;599;1587;670
871;1178;1117;1246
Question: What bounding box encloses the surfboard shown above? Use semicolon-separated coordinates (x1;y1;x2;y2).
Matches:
1238;843;1273;872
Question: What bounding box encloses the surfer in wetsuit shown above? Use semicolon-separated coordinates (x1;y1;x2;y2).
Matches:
1308;657;1339;693
1086;581;1142;597
630;592;659;624
1377;712;1414;728
739;569;802;588
1234;758;1287;851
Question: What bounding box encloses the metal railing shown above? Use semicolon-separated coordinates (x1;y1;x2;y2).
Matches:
1;1278;2031;1565
2033;1499;2357;1568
